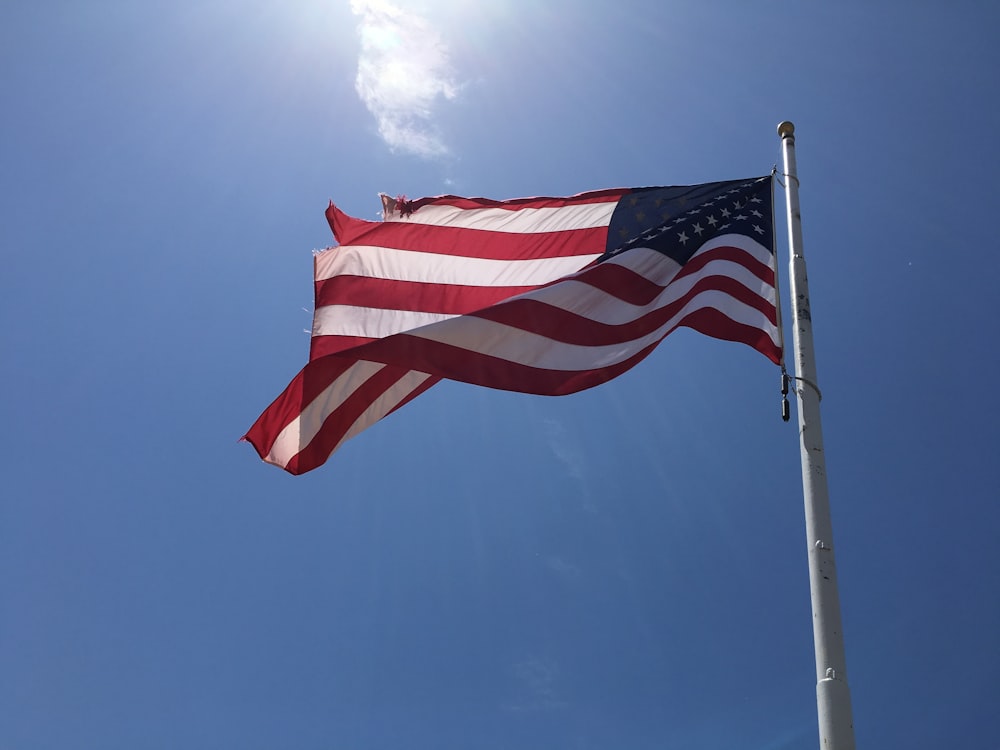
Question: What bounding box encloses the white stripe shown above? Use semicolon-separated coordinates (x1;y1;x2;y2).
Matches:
315;245;601;286
329;370;434;453
273;237;777;467
313;237;776;349
409;289;779;372
386;200;618;233
278;282;776;466
687;232;775;269
264;360;387;468
313;305;457;339
533;249;775;326
601;245;683;285
311;253;771;340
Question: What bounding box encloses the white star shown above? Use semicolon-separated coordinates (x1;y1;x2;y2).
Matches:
693;223;704;235
751;209;763;218
735;213;747;221
673;217;686;224
678;231;689;244
750;196;762;203
753;224;765;235
720;208;731;218
707;215;718;227
687;208;701;215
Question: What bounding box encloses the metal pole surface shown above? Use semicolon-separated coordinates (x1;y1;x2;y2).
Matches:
777;121;856;750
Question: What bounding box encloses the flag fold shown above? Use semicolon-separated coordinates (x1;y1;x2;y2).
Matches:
244;176;781;474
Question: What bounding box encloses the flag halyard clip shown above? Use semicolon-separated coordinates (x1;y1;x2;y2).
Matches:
780;367;823;422
781;368;790;422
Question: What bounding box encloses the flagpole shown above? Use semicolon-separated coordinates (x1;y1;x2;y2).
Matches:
777;121;856;750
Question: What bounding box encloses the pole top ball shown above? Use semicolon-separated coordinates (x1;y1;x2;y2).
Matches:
777;121;795;139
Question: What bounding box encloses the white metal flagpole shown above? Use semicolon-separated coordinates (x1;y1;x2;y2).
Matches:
777;121;857;750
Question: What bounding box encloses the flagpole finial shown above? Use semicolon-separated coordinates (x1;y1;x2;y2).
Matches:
778;121;795;139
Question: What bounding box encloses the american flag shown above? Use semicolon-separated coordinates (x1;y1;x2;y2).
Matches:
244;176;782;475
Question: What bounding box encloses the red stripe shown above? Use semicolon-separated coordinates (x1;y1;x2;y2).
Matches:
285;363;417;475
310;335;377;360
570;245;774;309
312;245;771;328
248;294;781;474
242;354;356;458
677;244;775;286
330;287;779;399
471;274;776;347
578;262;666;306
244;356;443;473
249;346;416;458
314;276;539;315
312;246;772;331
271;246;777;467
280;339;660;475
678;307;783;364
339;333;661;396
326;204;379;246
321;220;611;261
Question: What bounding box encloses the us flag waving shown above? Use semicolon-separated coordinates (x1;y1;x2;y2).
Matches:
244;176;782;474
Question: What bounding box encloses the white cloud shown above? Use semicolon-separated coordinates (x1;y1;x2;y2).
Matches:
351;0;458;158
545;555;581;579
543;417;598;513
505;656;568;712
543;417;585;481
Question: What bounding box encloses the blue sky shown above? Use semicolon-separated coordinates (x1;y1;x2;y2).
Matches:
2;1;998;748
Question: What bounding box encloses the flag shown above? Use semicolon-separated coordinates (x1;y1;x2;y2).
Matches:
244;176;782;474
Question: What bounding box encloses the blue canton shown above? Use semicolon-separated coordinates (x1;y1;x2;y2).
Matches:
602;176;773;266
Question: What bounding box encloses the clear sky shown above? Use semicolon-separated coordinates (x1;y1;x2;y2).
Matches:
2;1;998;748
